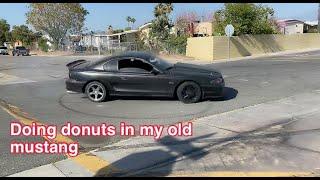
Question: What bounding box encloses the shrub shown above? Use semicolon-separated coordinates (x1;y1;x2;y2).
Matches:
165;35;188;55
38;37;49;52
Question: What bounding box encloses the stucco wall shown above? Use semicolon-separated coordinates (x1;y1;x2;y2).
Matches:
186;33;320;61
186;37;214;61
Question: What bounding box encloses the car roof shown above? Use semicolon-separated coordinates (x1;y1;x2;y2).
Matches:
91;51;157;67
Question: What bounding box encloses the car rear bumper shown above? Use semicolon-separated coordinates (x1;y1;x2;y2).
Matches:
65;79;86;93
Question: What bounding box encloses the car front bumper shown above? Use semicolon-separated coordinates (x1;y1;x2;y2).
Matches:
202;78;225;98
20;52;29;55
65;79;86;93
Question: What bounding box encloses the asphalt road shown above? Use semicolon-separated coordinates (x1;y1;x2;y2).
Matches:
1;50;320;176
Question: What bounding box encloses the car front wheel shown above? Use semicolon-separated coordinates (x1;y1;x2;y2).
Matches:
85;81;107;102
176;81;202;104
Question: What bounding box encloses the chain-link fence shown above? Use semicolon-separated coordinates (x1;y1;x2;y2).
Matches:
68;41;139;56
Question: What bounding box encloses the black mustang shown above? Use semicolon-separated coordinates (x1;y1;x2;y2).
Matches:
65;51;225;103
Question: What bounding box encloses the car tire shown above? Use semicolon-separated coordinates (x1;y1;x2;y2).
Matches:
176;81;202;104
85;81;108;103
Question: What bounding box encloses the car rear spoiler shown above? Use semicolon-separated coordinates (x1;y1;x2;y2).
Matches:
66;59;87;69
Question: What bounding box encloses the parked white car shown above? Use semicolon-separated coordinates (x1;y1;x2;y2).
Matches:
0;46;9;55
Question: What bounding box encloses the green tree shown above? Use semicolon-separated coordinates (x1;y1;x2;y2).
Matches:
213;3;278;36
154;3;173;17
26;3;89;50
11;25;36;47
37;37;49;52
113;29;124;34
175;11;199;36
149;3;174;51
166;34;188;55
0;19;10;45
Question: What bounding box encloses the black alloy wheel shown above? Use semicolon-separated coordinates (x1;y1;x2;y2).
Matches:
176;81;202;104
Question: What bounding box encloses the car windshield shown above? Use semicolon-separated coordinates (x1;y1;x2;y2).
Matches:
148;56;173;71
16;47;26;50
0;47;7;49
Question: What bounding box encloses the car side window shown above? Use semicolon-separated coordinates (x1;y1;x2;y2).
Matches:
118;58;153;73
103;59;118;72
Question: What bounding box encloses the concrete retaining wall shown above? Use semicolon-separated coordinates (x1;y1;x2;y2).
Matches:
186;34;320;61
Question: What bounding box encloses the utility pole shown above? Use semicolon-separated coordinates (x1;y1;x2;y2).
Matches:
318;3;320;33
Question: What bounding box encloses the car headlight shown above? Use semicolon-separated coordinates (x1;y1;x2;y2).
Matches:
213;77;223;83
210;77;224;84
210;72;222;77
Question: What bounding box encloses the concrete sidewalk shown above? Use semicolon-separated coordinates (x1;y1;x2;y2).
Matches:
8;89;320;177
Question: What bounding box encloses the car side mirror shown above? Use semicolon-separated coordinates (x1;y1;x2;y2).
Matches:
151;68;160;75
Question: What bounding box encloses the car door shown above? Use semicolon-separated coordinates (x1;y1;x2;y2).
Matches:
114;57;172;97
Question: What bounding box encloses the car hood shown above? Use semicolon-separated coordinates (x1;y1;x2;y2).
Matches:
172;62;221;74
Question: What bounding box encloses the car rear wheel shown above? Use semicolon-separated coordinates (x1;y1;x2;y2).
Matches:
85;81;107;102
176;81;202;104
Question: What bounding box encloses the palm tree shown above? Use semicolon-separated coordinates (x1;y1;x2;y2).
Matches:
130;17;136;29
154;3;173;17
126;16;132;29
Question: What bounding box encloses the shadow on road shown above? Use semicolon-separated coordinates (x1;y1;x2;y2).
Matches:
204;87;238;102
83;87;238;103
93;116;320;177
94;134;215;177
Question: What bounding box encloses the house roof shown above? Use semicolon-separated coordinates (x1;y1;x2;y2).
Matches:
305;20;318;26
276;19;305;25
138;22;152;30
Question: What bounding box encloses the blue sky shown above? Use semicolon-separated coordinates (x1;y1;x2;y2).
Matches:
0;3;318;31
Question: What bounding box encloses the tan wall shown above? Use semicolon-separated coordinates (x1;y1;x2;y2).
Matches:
186;36;214;61
186;33;320;61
